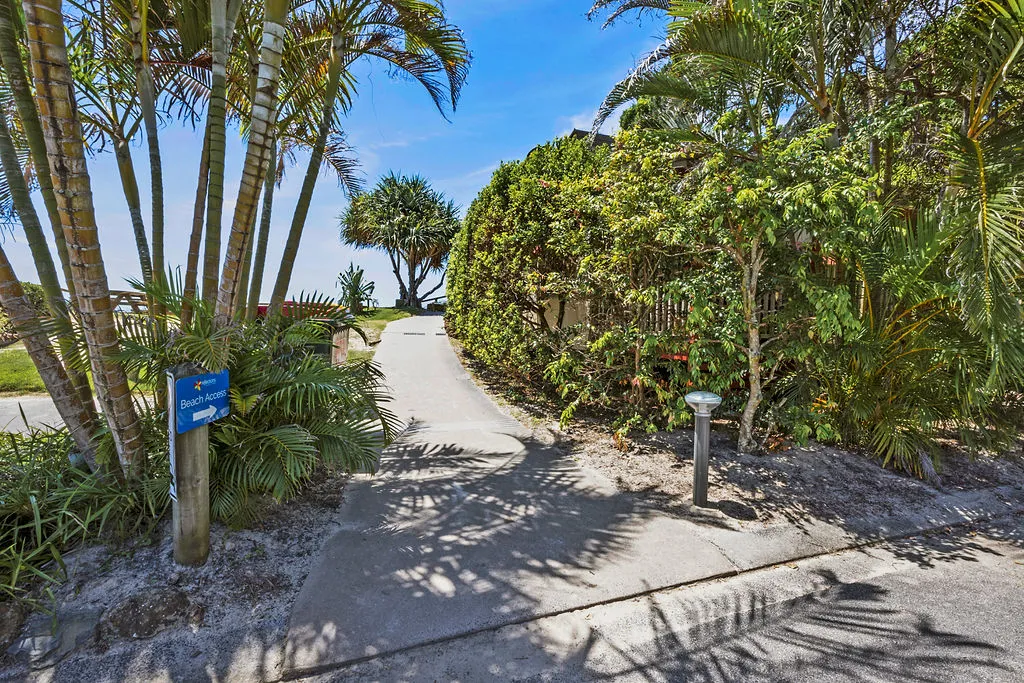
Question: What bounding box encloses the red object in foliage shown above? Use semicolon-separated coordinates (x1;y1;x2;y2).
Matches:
255;301;343;319
659;352;689;362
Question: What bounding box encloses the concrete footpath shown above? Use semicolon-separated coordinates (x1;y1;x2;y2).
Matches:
283;315;1024;679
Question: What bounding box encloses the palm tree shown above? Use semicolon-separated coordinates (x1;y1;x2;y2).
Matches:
337;262;374;314
266;0;468;316
22;0;146;475
0;0;75;295
214;0;289;320
203;0;244;305
340;173;460;309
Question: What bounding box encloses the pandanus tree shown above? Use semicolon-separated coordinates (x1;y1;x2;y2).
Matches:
340;173;460;309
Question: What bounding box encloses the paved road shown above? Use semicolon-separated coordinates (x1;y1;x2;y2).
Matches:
284;314;1024;680
304;518;1024;682
0;395;62;433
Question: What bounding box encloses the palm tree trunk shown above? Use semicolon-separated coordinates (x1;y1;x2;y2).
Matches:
268;34;344;315
182;122;211;326
233;199;260;315
114;133;154;284
130;1;164;281
216;0;289;320
0;245;100;470
0;103;94;414
0;0;74;298
246;137;276;319
203;0;243;305
0;110;64;314
23;0;146;476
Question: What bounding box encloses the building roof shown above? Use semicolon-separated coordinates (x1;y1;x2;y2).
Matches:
568;128;615;146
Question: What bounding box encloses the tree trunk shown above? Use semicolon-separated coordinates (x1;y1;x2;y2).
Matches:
216;0;289;320
0;0;74;298
246;137;276;320
0;110;64;314
233;200;260;315
0;245;99;471
737;242;763;455
23;0;146;476
388;250;409;302
0;103;94;415
114;134;154;284
406;253;420;308
129;2;163;281
268;33;343;315
182;122;211;327
203;0;243;305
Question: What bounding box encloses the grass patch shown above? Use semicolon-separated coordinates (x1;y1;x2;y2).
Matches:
355;307;416;345
349;307;417;361
0;348;45;394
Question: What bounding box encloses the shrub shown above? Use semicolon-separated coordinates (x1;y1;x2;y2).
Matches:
118;281;399;526
447;135;610;383
1;417;169;605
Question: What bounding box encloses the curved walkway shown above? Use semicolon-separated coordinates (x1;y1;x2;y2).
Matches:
284;315;741;676
283;315;1024;680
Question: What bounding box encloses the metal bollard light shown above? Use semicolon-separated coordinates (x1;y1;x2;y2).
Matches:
685;391;722;507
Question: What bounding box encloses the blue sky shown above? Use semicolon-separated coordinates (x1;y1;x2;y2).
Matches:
5;1;662;305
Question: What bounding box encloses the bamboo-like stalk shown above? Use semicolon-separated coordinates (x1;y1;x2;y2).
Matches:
0;0;74;298
182;123;211;327
130;0;164;280
246;137;276;320
114;134;154;284
23;0;145;475
216;0;289;320
203;0;243;305
268;33;344;315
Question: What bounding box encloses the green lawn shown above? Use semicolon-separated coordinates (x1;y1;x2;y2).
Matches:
0;308;418;395
0;347;46;394
350;307;417;361
356;307;416;343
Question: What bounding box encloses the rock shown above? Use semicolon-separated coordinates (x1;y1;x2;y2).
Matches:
7;606;103;669
0;602;25;651
103;587;190;640
168;571;184;586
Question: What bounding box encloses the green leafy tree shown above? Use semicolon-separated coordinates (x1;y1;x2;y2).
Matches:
341;173;460;309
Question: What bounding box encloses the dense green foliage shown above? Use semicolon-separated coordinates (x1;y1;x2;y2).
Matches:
1;419;169;605
450;0;1024;474
448;136;611;379
117;282;399;526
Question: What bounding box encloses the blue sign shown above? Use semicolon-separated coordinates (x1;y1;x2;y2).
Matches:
174;370;230;434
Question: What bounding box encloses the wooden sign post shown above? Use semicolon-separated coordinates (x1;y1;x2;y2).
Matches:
167;365;214;566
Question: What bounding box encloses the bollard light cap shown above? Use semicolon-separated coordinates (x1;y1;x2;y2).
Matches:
685;390;723;416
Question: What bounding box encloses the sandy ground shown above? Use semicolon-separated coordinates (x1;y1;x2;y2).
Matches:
454;343;1024;528
0;472;350;682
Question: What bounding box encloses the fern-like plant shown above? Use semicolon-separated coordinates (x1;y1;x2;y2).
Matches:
117;274;400;525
